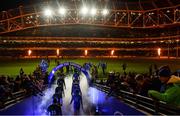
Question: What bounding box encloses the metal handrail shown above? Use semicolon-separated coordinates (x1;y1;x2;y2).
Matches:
0;90;28;109
93;83;180;115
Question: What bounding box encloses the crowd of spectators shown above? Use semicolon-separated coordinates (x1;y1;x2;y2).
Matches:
1;40;178;49
0;66;49;107
97;64;180;107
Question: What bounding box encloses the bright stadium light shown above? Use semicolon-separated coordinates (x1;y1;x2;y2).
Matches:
85;50;88;56
158;48;161;57
58;7;66;15
80;6;88;15
111;50;114;56
90;8;97;16
102;9;109;16
28;49;32;56
44;8;53;17
56;49;59;56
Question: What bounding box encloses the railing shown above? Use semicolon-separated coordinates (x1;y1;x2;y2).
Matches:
0;83;179;114
0;90;28;110
93;83;180;115
0;84;48;110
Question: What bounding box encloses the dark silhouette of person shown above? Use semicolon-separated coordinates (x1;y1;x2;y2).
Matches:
135;74;153;96
122;63;127;75
55;85;64;98
106;72;119;97
52;93;63;106
66;65;69;74
57;73;66;90
98;62;107;75
149;64;153;76
47;98;62;115
20;68;24;77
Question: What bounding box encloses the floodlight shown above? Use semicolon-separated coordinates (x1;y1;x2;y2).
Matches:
44;8;52;17
28;49;32;56
85;50;88;56
59;7;66;15
158;48;161;56
80;7;88;15
111;50;114;56
102;9;109;16
56;49;59;56
90;8;97;16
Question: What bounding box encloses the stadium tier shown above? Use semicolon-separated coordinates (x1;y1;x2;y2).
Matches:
0;0;180;115
0;0;179;58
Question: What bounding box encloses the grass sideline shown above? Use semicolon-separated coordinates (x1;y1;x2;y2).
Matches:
0;58;180;78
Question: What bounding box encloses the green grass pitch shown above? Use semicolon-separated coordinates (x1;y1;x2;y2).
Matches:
0;58;180;78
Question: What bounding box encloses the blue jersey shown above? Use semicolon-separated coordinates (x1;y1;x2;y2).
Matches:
72;84;81;95
73;73;80;80
73;95;82;110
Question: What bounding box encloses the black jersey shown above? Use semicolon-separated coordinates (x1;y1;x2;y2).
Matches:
47;104;62;115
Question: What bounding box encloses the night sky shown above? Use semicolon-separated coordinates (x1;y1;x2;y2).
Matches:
0;0;150;11
0;0;44;11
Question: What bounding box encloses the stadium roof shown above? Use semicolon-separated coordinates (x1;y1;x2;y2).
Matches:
0;0;179;35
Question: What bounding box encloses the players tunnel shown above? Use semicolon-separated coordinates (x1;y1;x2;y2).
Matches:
48;62;91;84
